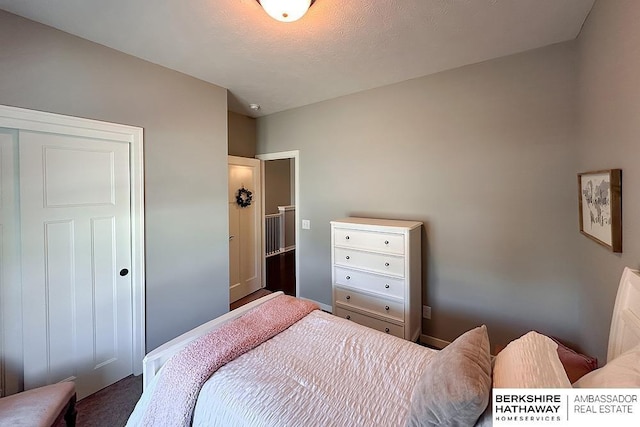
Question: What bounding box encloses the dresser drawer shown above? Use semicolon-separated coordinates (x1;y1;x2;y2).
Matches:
333;228;404;255
334;307;404;338
333;267;405;299
334;247;404;277
334;287;404;322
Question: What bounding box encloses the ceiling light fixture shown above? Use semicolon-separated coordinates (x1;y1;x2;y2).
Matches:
257;0;316;23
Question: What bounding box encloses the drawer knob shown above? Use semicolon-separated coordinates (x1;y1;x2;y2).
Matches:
385;328;390;333
346;315;351;320
345;235;350;240
385;284;390;289
346;295;351;300
345;256;350;260
385;305;390;311
346;276;351;280
385;262;390;267
384;240;389;245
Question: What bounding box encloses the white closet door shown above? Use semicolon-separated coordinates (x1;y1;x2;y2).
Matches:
19;130;133;399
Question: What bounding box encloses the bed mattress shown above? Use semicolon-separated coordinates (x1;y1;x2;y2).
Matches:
192;310;436;426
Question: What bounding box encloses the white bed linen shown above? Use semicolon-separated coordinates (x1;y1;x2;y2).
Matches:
192;310;436;427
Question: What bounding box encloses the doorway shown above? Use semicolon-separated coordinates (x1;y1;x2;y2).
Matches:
257;151;300;298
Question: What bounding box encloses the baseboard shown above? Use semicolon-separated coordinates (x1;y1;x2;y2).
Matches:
420;334;451;349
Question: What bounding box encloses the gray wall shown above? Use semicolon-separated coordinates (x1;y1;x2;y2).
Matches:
0;11;230;352
264;159;292;214
257;43;582;352
3;0;634;364
228;111;256;158
575;0;640;362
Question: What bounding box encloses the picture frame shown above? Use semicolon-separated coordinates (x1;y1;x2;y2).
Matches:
577;169;622;252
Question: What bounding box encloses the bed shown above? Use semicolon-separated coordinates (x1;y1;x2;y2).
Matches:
127;267;640;427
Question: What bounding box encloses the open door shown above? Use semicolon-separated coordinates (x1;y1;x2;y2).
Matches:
228;156;262;303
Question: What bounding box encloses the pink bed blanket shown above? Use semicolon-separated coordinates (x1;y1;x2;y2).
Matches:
139;295;318;426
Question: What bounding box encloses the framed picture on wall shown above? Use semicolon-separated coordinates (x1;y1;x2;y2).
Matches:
577;169;622;252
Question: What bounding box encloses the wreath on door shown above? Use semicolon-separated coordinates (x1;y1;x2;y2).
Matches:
236;187;253;208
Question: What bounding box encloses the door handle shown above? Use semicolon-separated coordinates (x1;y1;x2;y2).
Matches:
119;268;129;277
229;235;235;241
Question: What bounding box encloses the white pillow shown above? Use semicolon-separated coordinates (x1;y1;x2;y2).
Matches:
573;344;640;388
494;331;571;388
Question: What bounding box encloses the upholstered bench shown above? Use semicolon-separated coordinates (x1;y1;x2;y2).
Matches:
0;382;76;427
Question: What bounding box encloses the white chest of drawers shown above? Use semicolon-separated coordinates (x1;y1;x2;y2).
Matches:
331;217;422;341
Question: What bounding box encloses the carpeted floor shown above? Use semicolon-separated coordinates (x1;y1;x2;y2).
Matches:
56;375;142;427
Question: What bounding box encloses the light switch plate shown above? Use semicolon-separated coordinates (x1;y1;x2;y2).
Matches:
302;219;310;229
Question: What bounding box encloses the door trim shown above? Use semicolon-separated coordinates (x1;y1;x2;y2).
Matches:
256;150;300;299
0;105;145;376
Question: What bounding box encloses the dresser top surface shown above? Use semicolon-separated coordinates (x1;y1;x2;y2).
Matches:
331;217;422;231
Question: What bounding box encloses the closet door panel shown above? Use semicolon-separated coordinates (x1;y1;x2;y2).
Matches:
19;130;133;399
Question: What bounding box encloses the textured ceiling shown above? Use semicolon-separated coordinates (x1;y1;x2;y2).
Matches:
0;0;595;117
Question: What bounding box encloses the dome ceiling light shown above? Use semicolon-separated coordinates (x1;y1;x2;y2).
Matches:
257;0;316;23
